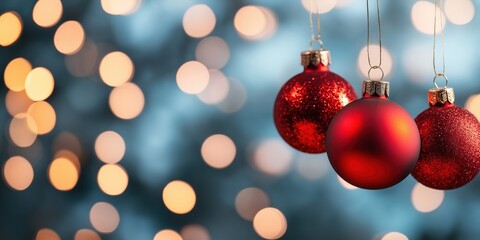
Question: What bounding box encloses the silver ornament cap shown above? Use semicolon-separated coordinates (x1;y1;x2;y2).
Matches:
301;50;331;68
428;88;455;106
362;80;390;98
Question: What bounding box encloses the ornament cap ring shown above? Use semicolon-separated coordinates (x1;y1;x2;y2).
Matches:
433;73;449;89
368;66;385;81
309;37;324;51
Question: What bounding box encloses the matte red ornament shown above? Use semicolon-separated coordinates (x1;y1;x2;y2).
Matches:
326;80;421;189
274;50;357;153
412;88;480;190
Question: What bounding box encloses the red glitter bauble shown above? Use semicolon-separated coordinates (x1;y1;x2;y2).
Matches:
412;104;480;190
274;63;357;153
326;88;421;189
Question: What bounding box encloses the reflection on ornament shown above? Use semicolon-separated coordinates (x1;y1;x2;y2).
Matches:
327;80;420;189
274;50;357;153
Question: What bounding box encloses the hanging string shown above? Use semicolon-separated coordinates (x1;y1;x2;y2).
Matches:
433;0;448;89
366;0;384;81
309;0;323;50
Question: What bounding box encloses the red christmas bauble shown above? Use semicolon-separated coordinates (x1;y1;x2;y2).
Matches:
326;83;421;189
274;63;357;153
412;104;480;190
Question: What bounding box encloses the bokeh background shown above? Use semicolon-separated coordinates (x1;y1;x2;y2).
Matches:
1;0;480;239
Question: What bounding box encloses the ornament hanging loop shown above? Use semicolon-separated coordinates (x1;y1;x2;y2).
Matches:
309;38;324;50
368;65;384;82
366;0;384;81
432;0;448;88
309;0;324;50
433;73;449;89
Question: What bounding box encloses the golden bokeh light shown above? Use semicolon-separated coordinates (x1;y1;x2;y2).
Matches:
33;0;63;28
201;134;236;169
3;156;34;191
36;228;60;240
253;207;287;240
101;0;142;15
163;180;196;214
66;39;98;77
89;202;120;233
411;1;445;35
27;101;56;135
109;82;145;120
235;188;271;221
5;90;33;116
97;164;129;196
197;70;230;105
49;157;79;191
55;149;81;172
382;232;409;240
181;224;210;240
4;57;32;92
176;61;209;94
52;132;83;156
74;229;101;240
9;113;37;148
99;51;134;87
253;139;293;176
25;67;55;101
444;0;474;25
95;131;126;164
301;0;338;14
296;153;329;180
154;229;183;240
411;183;444;213
195;37;230;69
0;11;22;46
358;45;393;81
465;94;480;121
54;20;85;55
183;4;216;38
337;175;358;190
234;6;277;40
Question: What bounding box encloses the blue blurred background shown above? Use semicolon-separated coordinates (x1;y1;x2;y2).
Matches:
1;0;480;239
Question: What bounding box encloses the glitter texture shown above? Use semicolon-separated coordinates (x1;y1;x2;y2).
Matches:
412;105;480;190
274;65;357;153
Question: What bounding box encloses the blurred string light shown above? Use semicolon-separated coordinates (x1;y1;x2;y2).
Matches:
101;0;142;15
301;0;338;13
32;0;63;28
66;39;98;77
235;187;271;221
54;20;85;55
95;131;126;164
27;101;56;135
234;6;277;41
55;149;81;172
465;94;480;121
48;157;79;191
9;114;37;148
337;175;358;190
180;224;210;240
381;232;409;240
109;82;145;119
296;153;330;180
89;202;120;233
411;1;445;35
4;57;32;92
35;228;60;240
176;61;209;94
74;229;101;240
162;180;196;214
25;67;55;101
182;4;216;38
252;139;293;176
3;156;34;191
0;11;22;46
154;229;182;240
358;45;392;80
411;183;445;213
196;70;230;105
444;0;475;25
99;51;134;87
97;164;129;196
5;91;33;116
253;207;287;240
201;134;236;169
195;36;230;69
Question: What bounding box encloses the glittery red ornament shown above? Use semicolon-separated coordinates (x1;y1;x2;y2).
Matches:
412;88;480;190
274;50;357;153
326;80;421;189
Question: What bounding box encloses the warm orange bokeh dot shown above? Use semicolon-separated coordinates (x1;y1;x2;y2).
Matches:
99;51;134;87
253;207;288;240
4;57;32;92
36;228;60;240
89;202;120;233
97;164;129;196
27;101;56;135
25;67;55;101
109;82;145;120
49;157;79;191
9;113;37;148
101;0;142;15
201;134;236;169
3;156;34;191
181;224;210;240
33;0;63;28
0;11;23;46
5;90;33;116
183;4;216;38
95;131;126;164
55;149;81;172
176;61;209;94
74;229;101;240
163;180;196;214
154;229;183;240
235;188;271;221
54;20;85;55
